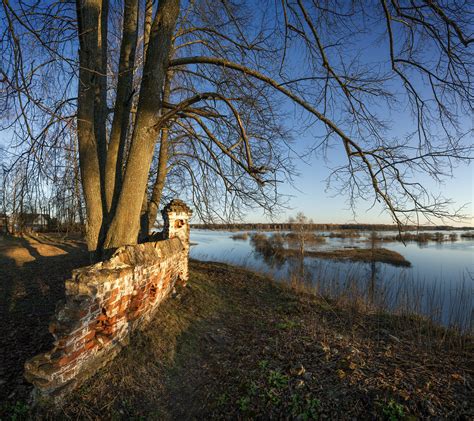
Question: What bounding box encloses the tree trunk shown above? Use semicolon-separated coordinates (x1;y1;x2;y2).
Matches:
139;188;149;240
140;126;169;236
140;72;173;236
104;0;139;214
102;0;180;250
96;0;108;179
76;0;105;256
143;0;153;59
73;150;85;230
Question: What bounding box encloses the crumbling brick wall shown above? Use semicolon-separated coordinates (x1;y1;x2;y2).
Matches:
24;200;192;400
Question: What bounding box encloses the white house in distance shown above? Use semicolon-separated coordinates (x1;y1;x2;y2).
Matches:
1;213;54;233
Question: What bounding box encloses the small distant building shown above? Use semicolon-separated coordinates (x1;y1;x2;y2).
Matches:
0;213;9;233
12;213;54;232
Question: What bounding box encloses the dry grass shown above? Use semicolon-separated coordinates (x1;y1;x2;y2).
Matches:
230;232;249;240
377;232;461;243
328;230;361;239
30;261;473;420
1;236;471;420
285;232;326;244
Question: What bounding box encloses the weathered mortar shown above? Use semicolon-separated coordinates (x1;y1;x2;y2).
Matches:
24;200;192;400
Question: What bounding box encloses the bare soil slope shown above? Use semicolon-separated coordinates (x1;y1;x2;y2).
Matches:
44;262;472;420
0;236;471;420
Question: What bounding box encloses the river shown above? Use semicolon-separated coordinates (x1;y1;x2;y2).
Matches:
190;229;474;332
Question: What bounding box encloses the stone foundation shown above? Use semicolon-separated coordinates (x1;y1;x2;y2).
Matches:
24;200;192;400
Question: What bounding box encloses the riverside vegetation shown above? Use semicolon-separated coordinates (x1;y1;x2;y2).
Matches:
0;234;472;419
226;229;471;332
249;232;411;267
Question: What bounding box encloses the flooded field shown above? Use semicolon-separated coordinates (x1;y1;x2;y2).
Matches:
190;230;474;332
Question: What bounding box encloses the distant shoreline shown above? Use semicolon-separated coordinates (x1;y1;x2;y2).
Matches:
190;223;474;231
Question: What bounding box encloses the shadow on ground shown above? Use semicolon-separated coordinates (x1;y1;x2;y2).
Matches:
38;260;472;420
0;233;88;404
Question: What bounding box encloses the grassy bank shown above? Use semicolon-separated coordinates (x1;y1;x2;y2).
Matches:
28;260;472;420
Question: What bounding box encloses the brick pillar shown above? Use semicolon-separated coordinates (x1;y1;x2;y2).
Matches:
162;199;193;282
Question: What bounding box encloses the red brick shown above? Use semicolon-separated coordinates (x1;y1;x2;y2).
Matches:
54;338;67;348
105;302;120;314
57;355;72;367
128;310;141;320
97;313;108;322
82;330;96;342
25;214;192;398
78;309;89;318
70;348;85;360
84;340;97;351
120;295;131;304
105;288;119;301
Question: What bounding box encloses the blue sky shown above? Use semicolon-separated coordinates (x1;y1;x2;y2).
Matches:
1;1;472;227
244;103;473;226
247;109;474;226
241;1;474;226
253;150;473;226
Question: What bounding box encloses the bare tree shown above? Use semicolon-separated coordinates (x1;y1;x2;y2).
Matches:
288;212;314;258
1;0;472;258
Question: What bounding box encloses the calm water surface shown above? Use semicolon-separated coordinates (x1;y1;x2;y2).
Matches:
190;230;474;331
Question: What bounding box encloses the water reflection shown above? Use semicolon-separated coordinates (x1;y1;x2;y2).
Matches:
190;230;474;332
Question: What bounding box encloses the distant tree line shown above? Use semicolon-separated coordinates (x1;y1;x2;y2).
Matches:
0;164;84;234
191;223;473;232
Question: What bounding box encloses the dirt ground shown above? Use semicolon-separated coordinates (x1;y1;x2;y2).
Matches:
0;233;89;407
0;235;472;420
43;261;472;420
